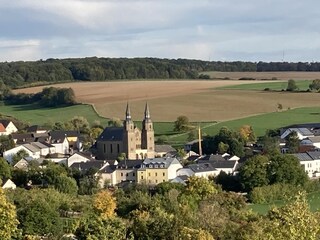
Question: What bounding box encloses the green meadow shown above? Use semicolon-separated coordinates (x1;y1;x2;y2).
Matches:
250;191;320;215
219;80;312;91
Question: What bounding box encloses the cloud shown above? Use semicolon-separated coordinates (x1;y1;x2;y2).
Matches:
0;0;319;61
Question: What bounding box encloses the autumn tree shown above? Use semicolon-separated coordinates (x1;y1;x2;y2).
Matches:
0;185;19;240
239;125;256;144
93;190;117;219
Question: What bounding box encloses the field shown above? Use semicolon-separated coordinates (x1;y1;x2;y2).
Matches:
13;78;320;122
250;191;320;215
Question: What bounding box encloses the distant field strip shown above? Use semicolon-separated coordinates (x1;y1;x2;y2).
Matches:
219;80;312;91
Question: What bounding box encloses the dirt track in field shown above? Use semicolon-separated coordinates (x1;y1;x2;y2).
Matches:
14;80;320;121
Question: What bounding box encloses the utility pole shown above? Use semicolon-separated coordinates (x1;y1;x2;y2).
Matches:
198;124;202;156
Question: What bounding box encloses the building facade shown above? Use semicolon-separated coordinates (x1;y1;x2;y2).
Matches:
96;103;155;160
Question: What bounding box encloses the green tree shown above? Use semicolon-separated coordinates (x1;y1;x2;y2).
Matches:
11;149;29;165
185;176;218;201
218;142;229;154
309;79;320;91
108;118;122;127
174;115;191;132
285;131;299;153
267;154;308;186
0;158;11;180
53;175;78;195
0;185;19;240
68;116;90;134
238;155;269;192
0;135;15;155
286;79;298;91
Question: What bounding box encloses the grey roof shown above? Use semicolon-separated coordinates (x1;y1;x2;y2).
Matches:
99;165;116;174
198;159;237;169
0;120;11;128
12;133;34;143
188;163;216;173
23;143;41;153
307;136;320;143
293;151;320;161
155;145;176;153
70;160;108;172
286;128;313;136
50;130;80;138
142;157;180;169
98;127;123;141
116;160;143;169
285;123;320;129
31;142;52;149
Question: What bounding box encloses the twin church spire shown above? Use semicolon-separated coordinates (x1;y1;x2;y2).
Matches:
125;102;151;121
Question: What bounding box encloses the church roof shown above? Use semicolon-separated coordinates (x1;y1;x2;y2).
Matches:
98;127;124;141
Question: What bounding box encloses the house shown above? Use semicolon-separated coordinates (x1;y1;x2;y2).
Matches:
197;154;239;175
301;136;320;150
0;123;6;136
50;134;70;154
13;158;29;170
11;133;35;144
98;160;142;187
155;145;177;158
69;160;109;173
96;103;155;160
67;152;94;167
27;125;48;134
49;130;82;152
293;151;320;178
187;163;219;178
2;179;16;189
280;128;314;140
3;144;40;163
137;157;183;185
0;120;18;135
184;139;201;152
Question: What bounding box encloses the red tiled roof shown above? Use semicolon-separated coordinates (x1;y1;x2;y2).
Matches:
0;123;6;132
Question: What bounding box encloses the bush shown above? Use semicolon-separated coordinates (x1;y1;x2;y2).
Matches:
198;74;210;79
264;88;270;91
239;77;255;80
249;183;301;204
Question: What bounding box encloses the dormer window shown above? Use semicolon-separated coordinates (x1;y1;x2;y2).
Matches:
155;165;158;168
149;165;153;168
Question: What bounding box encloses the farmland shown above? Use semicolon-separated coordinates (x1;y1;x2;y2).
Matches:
13;78;320;122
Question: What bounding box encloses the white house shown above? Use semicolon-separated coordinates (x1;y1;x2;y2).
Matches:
2;179;16;189
0;120;18;135
51;137;69;154
293;151;320;178
281;128;314;140
301;136;320;150
3;144;40;163
67;152;93;167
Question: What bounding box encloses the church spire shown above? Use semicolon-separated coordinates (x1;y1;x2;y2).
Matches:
144;102;151;120
125;102;131;120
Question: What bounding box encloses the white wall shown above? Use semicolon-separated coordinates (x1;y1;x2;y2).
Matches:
3;145;39;163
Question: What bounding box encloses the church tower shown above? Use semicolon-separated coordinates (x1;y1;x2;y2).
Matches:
141;102;155;158
123;103;136;159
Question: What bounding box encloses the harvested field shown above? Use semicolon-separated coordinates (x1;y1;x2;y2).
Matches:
203;71;320;80
13;80;320;122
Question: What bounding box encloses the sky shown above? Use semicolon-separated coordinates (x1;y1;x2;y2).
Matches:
0;0;319;62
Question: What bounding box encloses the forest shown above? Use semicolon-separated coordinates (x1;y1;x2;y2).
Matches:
1;57;320;88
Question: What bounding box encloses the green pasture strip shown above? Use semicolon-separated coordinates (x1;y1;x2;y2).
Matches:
217;80;312;91
250;191;320;215
0;103;109;126
168;107;320;142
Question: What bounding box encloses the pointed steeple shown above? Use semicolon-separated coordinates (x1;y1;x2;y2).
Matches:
125;102;131;120
144;102;151;120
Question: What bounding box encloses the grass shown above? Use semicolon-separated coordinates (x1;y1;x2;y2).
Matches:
219;80;312;91
169;107;320;143
250;191;320;215
0;103;109;126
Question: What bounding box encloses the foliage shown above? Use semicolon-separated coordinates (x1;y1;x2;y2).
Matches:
267;154;308;186
0;158;11;180
53;175;78;195
93;190;116;219
239;125;256;143
185;176;218;201
309;79;320;91
285;131;299;153
0;135;15;154
108;118;122;127
286;79;298;91
180;227;214;240
238;155;269;192
0;186;19;240
11;149;29;165
174;115;191;132
75;214;129;240
214;171;241;192
249;183;301;204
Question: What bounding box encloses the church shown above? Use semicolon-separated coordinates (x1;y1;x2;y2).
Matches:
96;103;155;160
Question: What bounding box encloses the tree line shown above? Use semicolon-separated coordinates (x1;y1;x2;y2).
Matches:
2;57;320;89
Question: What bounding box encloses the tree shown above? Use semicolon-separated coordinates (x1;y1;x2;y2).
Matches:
187;130;196;141
286;79;298;91
0;135;15;155
174;115;190;132
0;185;19;240
218;142;229;154
267;154;308;186
277;103;283;111
239;125;256;144
263;192;320;239
11;149;29;165
260;135;280;155
53;175;78;195
285;131;299;153
238;155;269;192
0;158;11;180
185;176;218;201
93;190;116;219
309;79;320;91
108;118;122;127
68;116;90;134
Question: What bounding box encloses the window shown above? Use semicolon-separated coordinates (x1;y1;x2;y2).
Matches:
160;164;164;168
163;172;165;176
163;179;165;182
121;173;123;177
155;180;158;183
110;144;113;153
141;176;144;179
155;165;158;168
103;144;106;153
117;144;120;153
126;173;129;177
133;173;135;176
155;172;158;177
148;173;151;177
149;165;153;168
